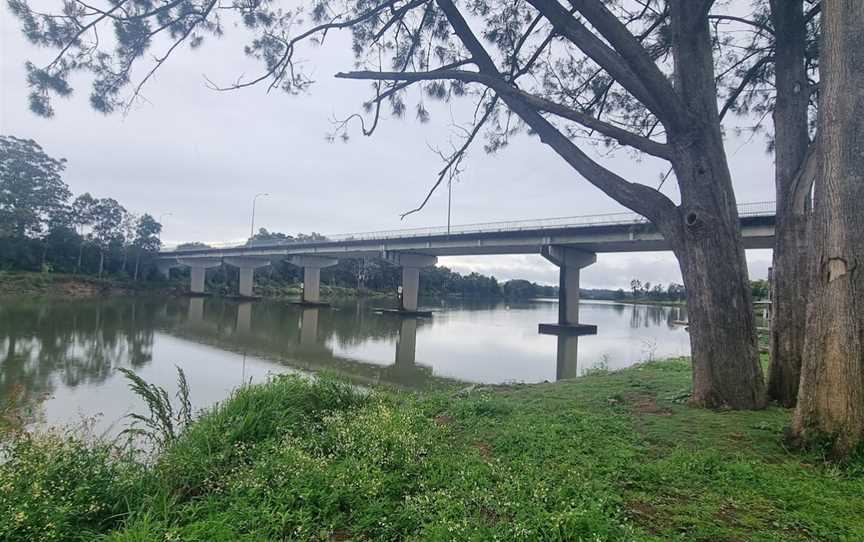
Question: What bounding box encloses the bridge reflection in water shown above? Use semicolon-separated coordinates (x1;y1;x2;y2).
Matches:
181;297;591;389
0;297;689;434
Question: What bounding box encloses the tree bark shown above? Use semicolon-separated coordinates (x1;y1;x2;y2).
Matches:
791;0;864;457
667;0;766;409
768;0;812;407
98;250;104;277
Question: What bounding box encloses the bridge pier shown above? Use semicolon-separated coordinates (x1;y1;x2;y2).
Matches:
539;246;598;334
289;256;338;305
177;257;223;295
382;252;438;316
556;334;581;380
224;257;272;298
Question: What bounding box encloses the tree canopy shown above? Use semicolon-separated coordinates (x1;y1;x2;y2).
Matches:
0;135;70;237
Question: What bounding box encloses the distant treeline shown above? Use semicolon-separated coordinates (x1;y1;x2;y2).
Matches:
0;136;163;279
579;278;771;303
178;255;558;300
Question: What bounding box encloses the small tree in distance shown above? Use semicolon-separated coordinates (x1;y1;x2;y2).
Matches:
0;135;70;238
133;214;163;280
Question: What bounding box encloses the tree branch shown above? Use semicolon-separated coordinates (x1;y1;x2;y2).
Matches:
525;0;684;131
708;14;774;35
431;0;678;224
336;69;672;159
564;0;687;124
400;95;500;219
719;53;773;121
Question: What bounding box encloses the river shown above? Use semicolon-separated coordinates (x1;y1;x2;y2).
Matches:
0;296;689;436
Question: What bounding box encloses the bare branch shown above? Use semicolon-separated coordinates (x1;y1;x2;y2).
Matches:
433;0;678;224
336;69;672;159
563;0;687;124
708;14;774;35
719;53;773;121
400;95;499;219
525;0;682;131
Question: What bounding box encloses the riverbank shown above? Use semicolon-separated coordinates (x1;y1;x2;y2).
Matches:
2;358;860;541
0;271;178;299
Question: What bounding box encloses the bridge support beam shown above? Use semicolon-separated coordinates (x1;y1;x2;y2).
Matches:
382;252;438;316
289;256;338;305
177;257;223;295
224;257;272;298
539;246;598;334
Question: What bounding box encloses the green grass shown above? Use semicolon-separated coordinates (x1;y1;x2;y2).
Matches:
0;270;172;298
2;360;862;541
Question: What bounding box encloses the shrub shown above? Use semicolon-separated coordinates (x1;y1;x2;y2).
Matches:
0;432;138;542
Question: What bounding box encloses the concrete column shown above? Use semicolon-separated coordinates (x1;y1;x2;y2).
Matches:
224;257;272;298
539;246;597;334
190;266;207;294
555;334;580;380
303;266;322;303
177;257;222;295
558;265;582;325
238;268;254;297
384;252;437;314
289;256;338;304
401;266;421;311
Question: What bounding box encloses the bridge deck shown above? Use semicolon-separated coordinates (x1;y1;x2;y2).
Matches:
159;202;776;260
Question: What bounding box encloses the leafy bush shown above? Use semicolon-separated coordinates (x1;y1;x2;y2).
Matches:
0;433;138;542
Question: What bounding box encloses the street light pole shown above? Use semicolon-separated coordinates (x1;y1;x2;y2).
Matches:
447;178;452;235
250;192;269;239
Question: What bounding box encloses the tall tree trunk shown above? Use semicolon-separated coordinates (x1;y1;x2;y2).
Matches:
669;139;766;409
98;250;104;278
791;0;864;457
767;0;813;407
134;249;141;281
76;242;84;274
667;0;766;409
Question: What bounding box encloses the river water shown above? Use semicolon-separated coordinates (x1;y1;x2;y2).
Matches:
0;296;689;436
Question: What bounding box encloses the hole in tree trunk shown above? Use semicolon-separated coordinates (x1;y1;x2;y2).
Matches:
686;212;699;226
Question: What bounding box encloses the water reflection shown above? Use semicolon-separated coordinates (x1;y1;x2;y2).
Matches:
0;300;155;406
1;297;689;432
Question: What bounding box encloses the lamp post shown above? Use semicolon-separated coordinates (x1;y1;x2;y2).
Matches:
250;193;269;239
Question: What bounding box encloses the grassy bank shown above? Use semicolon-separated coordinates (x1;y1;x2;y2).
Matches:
0;271;176;299
3;360;862;541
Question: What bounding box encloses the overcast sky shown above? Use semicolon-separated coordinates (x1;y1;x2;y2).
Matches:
0;2;774;288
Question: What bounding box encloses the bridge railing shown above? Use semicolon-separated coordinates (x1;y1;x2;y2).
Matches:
161;201;775;252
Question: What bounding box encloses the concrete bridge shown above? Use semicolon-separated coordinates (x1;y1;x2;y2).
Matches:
156;201;775;333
